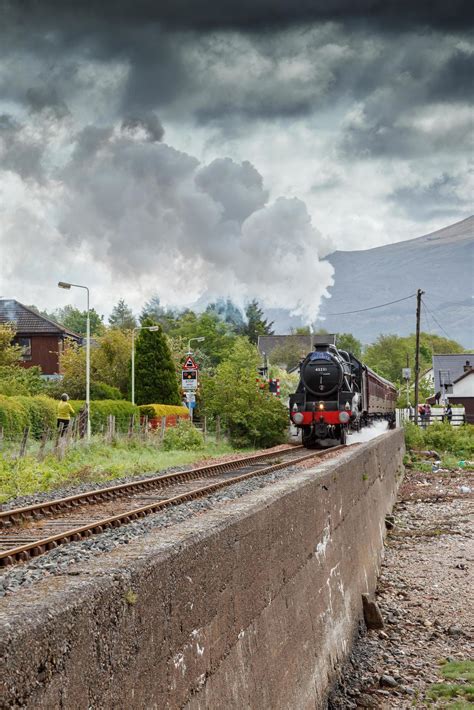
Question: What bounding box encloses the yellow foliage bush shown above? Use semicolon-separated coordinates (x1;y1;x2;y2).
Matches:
138;403;189;418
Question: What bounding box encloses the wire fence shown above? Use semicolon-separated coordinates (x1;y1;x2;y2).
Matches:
0;414;221;461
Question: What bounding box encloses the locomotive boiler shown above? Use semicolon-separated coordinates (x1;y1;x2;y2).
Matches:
289;336;396;447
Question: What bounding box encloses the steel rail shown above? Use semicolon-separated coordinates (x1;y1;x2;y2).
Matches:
0;446;344;566
0;445;303;528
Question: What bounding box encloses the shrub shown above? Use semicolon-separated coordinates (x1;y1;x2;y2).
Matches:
68;399;140;433
404;421;474;458
162;419;204;450
138;404;189;419
90;382;124;400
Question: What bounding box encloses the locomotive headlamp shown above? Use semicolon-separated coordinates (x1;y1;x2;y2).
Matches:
292;403;298;411
339;411;350;424
345;401;351;410
292;412;304;425
318;402;325;410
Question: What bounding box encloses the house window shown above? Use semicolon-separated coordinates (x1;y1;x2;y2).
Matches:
18;337;32;361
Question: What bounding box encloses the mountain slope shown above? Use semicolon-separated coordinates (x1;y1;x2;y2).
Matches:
271;216;474;347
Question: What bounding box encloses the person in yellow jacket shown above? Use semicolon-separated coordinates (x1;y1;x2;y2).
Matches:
57;393;75;434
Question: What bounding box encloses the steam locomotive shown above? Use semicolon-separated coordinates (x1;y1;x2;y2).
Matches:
289;336;397;447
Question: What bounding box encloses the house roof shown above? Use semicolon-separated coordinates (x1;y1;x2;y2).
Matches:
0;299;81;339
453;368;474;385
432;353;474;388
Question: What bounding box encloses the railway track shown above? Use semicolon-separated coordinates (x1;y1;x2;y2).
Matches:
0;445;345;567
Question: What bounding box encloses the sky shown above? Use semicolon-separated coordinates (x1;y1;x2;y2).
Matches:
1;0;473;322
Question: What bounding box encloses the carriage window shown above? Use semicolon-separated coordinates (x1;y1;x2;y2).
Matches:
18;337;32;361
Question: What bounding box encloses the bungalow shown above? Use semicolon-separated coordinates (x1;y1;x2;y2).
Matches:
429;353;474;424
0;299;81;377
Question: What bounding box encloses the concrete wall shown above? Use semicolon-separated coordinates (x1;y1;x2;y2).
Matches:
0;429;404;710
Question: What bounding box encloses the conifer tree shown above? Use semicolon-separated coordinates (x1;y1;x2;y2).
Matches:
108;299;137;330
240;300;274;344
134;319;180;405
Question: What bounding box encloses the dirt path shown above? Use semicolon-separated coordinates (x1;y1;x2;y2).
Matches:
329;465;473;709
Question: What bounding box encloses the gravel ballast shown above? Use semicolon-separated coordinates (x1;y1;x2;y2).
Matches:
0;449;341;597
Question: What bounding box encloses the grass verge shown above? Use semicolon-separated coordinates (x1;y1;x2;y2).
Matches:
0;437;248;503
427;660;474;706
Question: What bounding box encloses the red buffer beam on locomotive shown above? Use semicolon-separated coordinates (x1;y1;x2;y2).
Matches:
289;336;396;448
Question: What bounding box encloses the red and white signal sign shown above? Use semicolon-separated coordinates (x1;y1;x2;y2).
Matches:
183;356;198;370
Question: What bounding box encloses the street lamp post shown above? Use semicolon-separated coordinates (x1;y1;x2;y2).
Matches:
58;281;91;440
187;336;205;354
131;326;160;405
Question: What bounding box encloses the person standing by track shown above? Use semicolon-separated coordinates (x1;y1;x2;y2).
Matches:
57;393;75;435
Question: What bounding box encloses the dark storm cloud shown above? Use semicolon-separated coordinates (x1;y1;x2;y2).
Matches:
3;0;473;32
1;0;472;129
428;49;474;102
26;86;69;118
122;113;165;142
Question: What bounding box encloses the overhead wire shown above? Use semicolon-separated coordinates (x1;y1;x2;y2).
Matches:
421;297;454;341
323;292;417;316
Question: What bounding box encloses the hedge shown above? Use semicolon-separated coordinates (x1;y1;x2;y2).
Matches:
69;400;140;433
138;404;189;419
0;395;56;438
0;395;29;437
14;396;57;438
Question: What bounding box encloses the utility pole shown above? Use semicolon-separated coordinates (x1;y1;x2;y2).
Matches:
414;288;425;425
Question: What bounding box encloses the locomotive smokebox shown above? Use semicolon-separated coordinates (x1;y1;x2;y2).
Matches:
300;351;343;397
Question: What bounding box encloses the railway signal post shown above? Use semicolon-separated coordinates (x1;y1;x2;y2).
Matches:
182;355;199;421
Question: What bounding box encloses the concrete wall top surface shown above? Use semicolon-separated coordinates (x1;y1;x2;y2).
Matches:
0;429;405;710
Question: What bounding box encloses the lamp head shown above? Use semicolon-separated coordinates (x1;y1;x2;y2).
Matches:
148;326;160;332
58;281;71;289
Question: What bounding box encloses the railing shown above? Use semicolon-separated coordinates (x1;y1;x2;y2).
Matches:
396;408;467;427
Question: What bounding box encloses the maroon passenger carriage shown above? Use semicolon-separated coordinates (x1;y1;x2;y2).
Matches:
289;335;397;447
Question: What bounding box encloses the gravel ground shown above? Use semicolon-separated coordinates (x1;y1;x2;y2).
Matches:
328;466;473;709
0;446;340;598
0;444;293;511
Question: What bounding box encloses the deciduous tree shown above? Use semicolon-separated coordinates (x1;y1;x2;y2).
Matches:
53;305;105;337
201;338;288;447
0;324;21;366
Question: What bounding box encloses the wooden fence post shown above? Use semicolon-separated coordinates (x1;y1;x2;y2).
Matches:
38;427;50;461
128;414;135;439
106;415;116;443
141;416;149;441
160;416;166;444
216;415;221;443
18;427;30;458
54;425;62;455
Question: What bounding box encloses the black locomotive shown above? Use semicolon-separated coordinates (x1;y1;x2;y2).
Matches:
289;336;397;447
